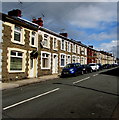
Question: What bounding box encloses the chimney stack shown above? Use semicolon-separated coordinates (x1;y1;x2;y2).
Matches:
32;17;43;27
89;45;93;48
60;33;68;38
8;9;22;17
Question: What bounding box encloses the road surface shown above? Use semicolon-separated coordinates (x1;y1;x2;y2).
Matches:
2;67;119;119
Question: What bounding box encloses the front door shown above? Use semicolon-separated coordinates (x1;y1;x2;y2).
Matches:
29;58;37;78
52;54;58;74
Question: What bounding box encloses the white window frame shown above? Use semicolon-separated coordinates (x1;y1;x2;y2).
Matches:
67;41;71;52
42;33;50;49
7;48;26;73
81;47;85;55
60;53;66;67
72;43;76;53
77;56;80;63
67;55;71;64
41;51;51;69
12;25;25;45
53;37;58;51
84;48;87;56
61;39;66;51
72;55;77;63
77;45;80;55
81;56;84;64
30;31;37;47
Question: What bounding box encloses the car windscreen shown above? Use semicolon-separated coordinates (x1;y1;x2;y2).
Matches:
65;64;75;68
89;64;96;66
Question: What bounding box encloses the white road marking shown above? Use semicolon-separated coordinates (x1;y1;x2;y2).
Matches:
3;88;60;110
73;77;90;84
93;74;98;77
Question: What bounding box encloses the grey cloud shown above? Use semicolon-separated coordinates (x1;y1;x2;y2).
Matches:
2;2;117;44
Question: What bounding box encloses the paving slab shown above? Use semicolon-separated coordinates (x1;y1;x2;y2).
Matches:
0;74;59;90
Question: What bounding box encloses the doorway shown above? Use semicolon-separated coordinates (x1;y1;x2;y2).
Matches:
29;58;37;78
52;54;58;74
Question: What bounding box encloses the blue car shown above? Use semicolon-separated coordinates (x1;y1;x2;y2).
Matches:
61;63;84;77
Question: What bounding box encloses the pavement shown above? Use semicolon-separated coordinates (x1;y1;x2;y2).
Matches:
0;74;59;91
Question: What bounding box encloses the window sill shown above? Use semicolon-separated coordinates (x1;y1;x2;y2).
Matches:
30;45;37;48
9;70;25;73
12;41;25;45
42;46;50;49
60;66;65;67
53;48;58;51
41;68;50;70
61;49;66;51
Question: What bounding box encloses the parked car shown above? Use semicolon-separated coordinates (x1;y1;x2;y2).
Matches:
82;64;93;73
102;64;111;69
88;63;99;71
61;63;84;77
96;63;103;70
111;63;118;67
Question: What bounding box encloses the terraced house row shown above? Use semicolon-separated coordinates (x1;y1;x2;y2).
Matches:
0;9;116;82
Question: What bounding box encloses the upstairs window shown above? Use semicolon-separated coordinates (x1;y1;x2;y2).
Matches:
77;46;80;54
42;34;50;48
53;38;58;50
14;25;22;42
67;42;71;52
31;31;36;46
61;39;65;51
72;44;76;53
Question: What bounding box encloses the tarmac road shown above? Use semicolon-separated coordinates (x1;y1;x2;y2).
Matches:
2;67;119;119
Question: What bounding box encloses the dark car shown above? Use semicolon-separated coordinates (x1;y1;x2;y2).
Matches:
61;63;83;77
82;64;93;73
96;63;103;70
102;64;111;69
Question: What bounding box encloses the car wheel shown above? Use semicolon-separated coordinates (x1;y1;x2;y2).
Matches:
85;70;88;74
81;71;84;75
74;72;77;77
90;69;93;73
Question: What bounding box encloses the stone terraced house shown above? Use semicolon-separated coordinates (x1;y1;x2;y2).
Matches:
0;9;116;82
0;9;88;82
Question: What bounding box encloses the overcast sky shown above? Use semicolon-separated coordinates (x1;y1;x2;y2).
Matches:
2;1;118;57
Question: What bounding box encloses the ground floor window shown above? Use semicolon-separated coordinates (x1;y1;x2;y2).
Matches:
60;53;66;67
8;48;26;73
72;55;76;63
41;51;51;69
77;56;80;63
67;55;71;64
10;51;23;70
81;57;84;64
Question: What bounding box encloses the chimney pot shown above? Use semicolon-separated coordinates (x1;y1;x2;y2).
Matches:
32;17;43;27
32;18;36;21
38;18;42;21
